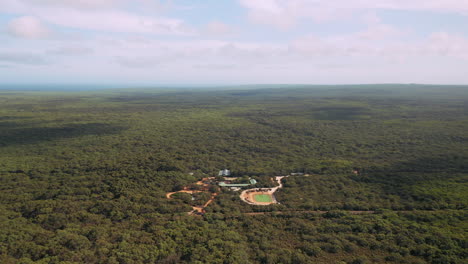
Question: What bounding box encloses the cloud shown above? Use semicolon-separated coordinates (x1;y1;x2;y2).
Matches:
328;23;406;43
19;0;175;12
239;0;361;28
427;32;468;59
204;21;236;36
105;30;468;72
355;24;403;41
1;0;193;35
7;16;52;39
0;52;46;65
1;0;467;84
19;0;123;10
192;64;237;70
286;26;468;62
106;39;286;70
114;56;161;68
47;46;94;56
238;0;468;28
361;12;381;25
238;0;297;29
40;10;193;35
240;0;283;14
289;35;338;56
366;0;468;14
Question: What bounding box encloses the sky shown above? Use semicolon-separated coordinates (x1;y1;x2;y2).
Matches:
1;0;468;85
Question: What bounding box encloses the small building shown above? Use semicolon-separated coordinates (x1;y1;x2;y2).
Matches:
290;172;304;176
218;169;231;177
218;182;251;187
218;178;257;188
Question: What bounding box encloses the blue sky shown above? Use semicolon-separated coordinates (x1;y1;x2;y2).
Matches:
1;0;468;85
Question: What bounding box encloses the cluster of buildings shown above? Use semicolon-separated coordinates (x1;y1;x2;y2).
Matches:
217;169;258;190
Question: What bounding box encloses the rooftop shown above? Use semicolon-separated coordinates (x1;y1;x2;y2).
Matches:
218;182;250;187
218;169;231;176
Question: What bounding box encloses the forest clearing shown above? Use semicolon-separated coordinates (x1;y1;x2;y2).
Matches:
240;176;287;205
166;174;288;212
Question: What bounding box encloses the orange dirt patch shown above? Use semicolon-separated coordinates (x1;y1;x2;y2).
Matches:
188;193;218;215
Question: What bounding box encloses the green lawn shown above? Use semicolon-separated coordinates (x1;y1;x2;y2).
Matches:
254;194;273;203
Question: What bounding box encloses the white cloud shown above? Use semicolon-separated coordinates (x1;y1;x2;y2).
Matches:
1;0;192;35
35;10;192;35
0;51;46;65
47;46;93;56
7;16;51;39
239;0;283;14
1;0;467;84
361;12;381;25
238;0;300;29
204;21;236;36
288;23;405;58
20;0;123;10
347;24;405;41
427;32;468;59
287;29;468;65
238;0;468;28
367;0;468;14
77;29;468;73
115;56;161;68
289;35;338;56
193;64;238;70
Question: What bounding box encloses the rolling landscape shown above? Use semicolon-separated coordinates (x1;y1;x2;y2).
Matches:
0;85;467;263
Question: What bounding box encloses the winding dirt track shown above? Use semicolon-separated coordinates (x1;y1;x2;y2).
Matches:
240;176;287;205
166;185;217;215
190;193;218;214
244;210;376;216
243;210;460;216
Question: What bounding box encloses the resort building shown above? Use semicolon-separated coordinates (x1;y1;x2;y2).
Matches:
218;179;257;188
218;169;231;177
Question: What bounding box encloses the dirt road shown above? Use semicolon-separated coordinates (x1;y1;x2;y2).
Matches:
166;190;204;199
240;176;287;205
166;188;218;215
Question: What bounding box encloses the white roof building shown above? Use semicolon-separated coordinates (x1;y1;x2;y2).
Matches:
218;169;231;176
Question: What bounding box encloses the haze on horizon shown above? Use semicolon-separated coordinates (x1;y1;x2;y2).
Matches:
1;0;468;85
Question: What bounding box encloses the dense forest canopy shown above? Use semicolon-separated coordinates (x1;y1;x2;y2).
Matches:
0;85;467;263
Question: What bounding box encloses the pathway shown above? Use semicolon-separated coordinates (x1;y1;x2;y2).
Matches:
166;178;217;215
240;176;287;205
